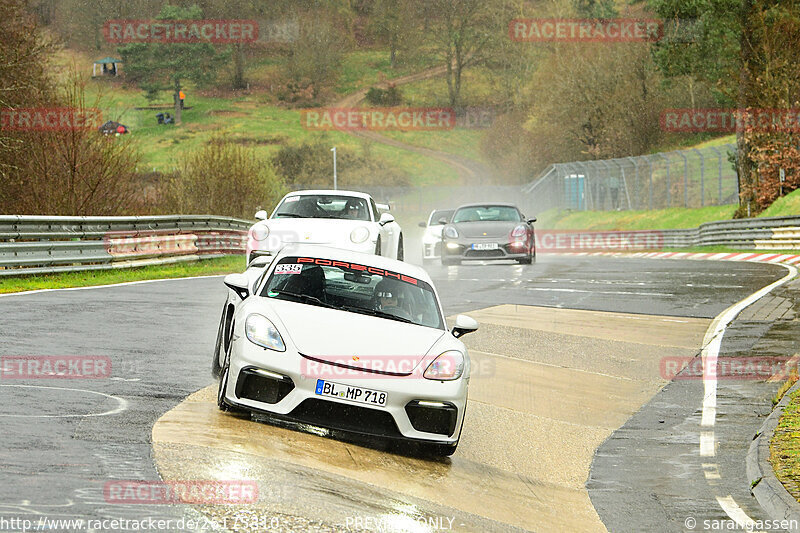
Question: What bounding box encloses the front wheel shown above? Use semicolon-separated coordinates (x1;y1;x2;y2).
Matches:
375;236;382;256
217;328;247;414
441;256;461;266
396;234;404;261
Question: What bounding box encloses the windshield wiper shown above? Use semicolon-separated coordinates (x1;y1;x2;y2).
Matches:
274;213;308;218
340;305;416;324
269;290;337;309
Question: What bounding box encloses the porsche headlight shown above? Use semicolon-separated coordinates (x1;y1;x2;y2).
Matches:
423;350;464;381
245;314;285;352
252;225;269;241
350;226;370;244
443;226;458;239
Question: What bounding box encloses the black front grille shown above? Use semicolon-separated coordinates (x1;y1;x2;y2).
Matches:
288;398;402;438
405;401;458;436
465;249;505;258
236;368;294;404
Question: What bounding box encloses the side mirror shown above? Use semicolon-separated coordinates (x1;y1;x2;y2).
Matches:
255;210;268;220
224;273;250;300
451;314;478;338
527;217;537;224
438;217;448;225
418;221;427;228
379;212;395;226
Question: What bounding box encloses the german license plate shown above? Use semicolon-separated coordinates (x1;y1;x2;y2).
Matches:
315;379;388;407
472;242;499;250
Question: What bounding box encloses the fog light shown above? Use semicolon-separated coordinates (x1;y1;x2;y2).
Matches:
446;242;460;249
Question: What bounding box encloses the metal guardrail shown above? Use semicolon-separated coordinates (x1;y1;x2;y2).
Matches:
0;215;250;277
547;216;800;251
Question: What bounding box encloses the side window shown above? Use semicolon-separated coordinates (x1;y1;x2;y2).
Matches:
370;199;380;221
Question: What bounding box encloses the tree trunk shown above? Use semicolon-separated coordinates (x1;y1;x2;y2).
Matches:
735;0;756;216
233;43;246;89
173;83;182;125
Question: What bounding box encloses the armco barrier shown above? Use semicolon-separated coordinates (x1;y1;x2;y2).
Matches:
0;215;250;277
537;215;800;253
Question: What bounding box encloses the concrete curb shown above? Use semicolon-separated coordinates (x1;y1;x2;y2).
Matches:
746;380;800;532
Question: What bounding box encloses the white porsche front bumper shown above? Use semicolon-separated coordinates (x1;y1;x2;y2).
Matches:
223;338;468;444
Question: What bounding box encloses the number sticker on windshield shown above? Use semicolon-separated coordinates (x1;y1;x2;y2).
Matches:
275;264;302;275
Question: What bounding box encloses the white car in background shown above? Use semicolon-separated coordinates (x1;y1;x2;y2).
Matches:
246;190;404;265
212;244;478;455
419;209;454;263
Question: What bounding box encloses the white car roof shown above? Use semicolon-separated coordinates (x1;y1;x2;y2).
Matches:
279;190;373;200
274;244;434;285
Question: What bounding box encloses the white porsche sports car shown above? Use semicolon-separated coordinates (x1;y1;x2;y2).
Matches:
246;190;404;265
212;244;478;455
418;208;454;263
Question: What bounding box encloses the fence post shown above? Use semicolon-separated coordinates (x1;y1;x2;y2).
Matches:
673;151;689;208
627;156;640;210
659;153;670;208
692;148;705;207
646;156;654;210
710;146;723;204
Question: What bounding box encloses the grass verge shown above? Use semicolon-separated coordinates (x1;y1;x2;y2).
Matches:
0;255;243;294
770;383;800;502
536;205;738;230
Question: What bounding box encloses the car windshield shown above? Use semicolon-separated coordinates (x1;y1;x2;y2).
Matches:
273;195;371;221
453;206;521;223
429;209;454;225
260;256;444;329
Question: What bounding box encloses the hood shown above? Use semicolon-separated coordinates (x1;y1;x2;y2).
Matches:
268;299;445;375
263;218;371;245
454;220;520;239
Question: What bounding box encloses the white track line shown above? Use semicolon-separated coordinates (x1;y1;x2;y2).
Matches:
698;263;797;528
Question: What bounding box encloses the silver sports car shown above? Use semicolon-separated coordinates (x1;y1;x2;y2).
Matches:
440;203;536;265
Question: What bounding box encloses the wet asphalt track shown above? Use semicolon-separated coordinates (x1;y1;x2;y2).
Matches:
0;253;790;532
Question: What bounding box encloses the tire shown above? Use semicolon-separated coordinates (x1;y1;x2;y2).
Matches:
397;234;404;261
375;236;382;256
517;253;532;265
211;307;225;379
441;256;460;266
217;362;232;412
217;323;247;414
